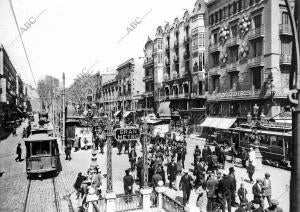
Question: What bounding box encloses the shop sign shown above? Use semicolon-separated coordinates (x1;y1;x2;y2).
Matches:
114;128;140;141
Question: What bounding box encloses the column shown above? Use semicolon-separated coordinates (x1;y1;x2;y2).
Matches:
62;73;66;147
155;186;166;209
105;127;116;212
140;187;152;210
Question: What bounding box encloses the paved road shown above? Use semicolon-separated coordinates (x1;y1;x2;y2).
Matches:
0;125;290;212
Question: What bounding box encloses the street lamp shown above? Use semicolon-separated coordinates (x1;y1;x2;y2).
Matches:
141;121;149;188
247;104;263;168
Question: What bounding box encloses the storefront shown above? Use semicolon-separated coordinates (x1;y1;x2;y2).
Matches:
199;116;237;145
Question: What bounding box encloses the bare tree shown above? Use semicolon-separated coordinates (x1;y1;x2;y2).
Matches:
37;75;60;110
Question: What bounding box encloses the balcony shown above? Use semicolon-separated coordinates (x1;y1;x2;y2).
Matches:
226;62;239;73
143;75;154;81
172;71;178;79
209;66;220;76
209;43;222;53
248;56;264;68
163;73;170;81
143;58;154;68
279;24;292;36
170;93;179;99
179;92;190;98
248;25;265;40
226;37;239;47
279;54;292;65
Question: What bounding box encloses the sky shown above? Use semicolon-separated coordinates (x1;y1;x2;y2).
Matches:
0;0;197;88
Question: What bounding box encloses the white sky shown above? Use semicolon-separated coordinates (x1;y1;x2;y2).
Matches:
0;0;196;88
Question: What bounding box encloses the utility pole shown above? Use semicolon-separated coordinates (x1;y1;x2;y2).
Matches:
142;122;149;188
62;73;66;147
286;0;300;211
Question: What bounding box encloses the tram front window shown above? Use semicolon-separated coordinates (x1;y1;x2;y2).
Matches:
31;142;50;156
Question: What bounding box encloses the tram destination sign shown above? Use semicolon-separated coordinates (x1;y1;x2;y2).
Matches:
114;128;140;141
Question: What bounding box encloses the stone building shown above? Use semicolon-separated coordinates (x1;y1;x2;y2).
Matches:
115;57;144;120
99;74;118;118
142;37;155;116
0;45;17;129
145;0;209;128
204;0;293;126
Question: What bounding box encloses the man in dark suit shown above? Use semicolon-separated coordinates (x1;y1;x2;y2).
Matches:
252;178;264;209
241;148;248;168
228;167;239;207
15;143;22;162
179;169;194;206
129;148;137;170
167;158;177;189
217;173;235;212
123;169;134;202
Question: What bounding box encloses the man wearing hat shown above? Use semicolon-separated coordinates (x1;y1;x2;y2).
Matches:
247;160;255;183
265;199;283;212
123;169;134;202
217;172;235;212
179;169;194;206
167;158;177;189
229;167;239;207
206;171;218;211
152;170;163;188
263;172;272;206
234;200;248;212
252;178;264;209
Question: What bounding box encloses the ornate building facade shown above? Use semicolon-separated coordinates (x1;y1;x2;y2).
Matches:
143;0;208;127
205;0;293;124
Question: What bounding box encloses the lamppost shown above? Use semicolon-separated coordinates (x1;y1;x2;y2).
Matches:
247;104;263;168
62;73;66;147
141;122;149;188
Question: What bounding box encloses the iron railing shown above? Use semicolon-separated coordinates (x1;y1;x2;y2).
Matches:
115;193;142;212
162;193;186;212
87;198;106;212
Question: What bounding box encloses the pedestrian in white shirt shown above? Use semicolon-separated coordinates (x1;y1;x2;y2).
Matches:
249;147;256;166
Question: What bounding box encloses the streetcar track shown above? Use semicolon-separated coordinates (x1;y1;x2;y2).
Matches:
52;177;60;212
23;177;60;212
23;179;31;212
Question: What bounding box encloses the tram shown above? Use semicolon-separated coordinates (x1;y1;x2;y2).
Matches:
231;127;292;169
30;124;54;137
25;134;60;178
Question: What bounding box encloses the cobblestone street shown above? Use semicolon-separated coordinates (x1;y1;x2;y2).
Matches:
0;124;291;211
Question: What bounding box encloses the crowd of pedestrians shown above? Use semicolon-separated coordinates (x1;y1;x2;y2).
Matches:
70;120;284;212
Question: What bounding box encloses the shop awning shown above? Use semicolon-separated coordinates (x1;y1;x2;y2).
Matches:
200;117;237;130
114;110;121;117
123;111;135;118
